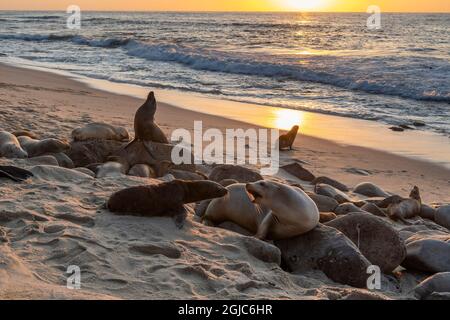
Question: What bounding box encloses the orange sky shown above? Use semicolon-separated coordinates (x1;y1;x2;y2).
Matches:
1;0;449;12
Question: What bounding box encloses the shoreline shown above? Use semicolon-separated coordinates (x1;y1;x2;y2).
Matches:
3;57;450;170
1;62;449;203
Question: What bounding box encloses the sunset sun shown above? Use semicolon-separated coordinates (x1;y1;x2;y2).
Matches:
283;0;327;11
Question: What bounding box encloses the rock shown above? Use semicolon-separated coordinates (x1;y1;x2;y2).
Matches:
275;224;371;288
389;126;404;132
209;164;263;183
73;167;95;177
435;205;450;230
241;237;281;265
49;152;74;168
361;203;386;217
354;182;390;198
413;121;426;127
419;204;436;220
29;155;59;166
281;163;315;182
307;193;339;212
312;176;349;192
326;213;406;273
219;179;239;187
345;168;371;176
218;221;253;237
334;203;363;215
30;165;93;182
319;212;337;223
67;140;123;167
414;272;450;300
399;124;414;130
315;184;351;204
402;238;450;273
169;170;206;181
128;164;154;178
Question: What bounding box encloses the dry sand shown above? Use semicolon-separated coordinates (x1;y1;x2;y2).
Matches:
0;63;449;299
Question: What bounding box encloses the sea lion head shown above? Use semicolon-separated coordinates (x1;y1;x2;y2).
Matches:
289;125;299;134
409;186;421;203
177;180;228;204
46;138;70;153
245;180;281;206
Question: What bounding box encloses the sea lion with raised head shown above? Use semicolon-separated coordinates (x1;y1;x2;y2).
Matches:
278;125;299;150
387;186;421;224
130;91;168;144
18;136;69;157
72;122;129;142
246;180;320;240
0;131;28;158
107;180;228;228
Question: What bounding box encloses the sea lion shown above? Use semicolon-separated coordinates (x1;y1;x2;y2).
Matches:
202;183;269;232
278;125;299;150
0;131;28;158
71;122;130;142
128;164;156;178
0;165;33;182
315;183;351;204
246;181;320;240
131;91;168;144
387;186;421;224
107;180;228;228
18;136;69;157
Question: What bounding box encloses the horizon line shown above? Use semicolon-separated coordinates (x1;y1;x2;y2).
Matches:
1;9;449;14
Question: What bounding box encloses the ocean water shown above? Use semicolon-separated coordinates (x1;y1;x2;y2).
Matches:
1;11;449;136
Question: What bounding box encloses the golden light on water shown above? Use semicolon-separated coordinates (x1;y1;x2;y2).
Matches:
273;109;303;130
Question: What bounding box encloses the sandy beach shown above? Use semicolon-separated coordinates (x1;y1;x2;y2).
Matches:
1;62;449;299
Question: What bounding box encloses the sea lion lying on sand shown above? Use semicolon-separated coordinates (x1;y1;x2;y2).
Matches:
0;131;28;158
18;136;69;157
387;186;421;224
129;91;168;145
107;180;227;228
72;122;129;142
278;125;299;150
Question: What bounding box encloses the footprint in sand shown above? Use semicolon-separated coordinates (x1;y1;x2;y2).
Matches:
129;242;182;259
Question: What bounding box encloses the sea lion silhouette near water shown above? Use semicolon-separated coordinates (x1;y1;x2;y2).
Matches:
129;92;169;145
279;125;299;150
107;180;227;228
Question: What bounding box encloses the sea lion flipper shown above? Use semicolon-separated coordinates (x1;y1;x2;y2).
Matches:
172;209;187;229
0;166;33;181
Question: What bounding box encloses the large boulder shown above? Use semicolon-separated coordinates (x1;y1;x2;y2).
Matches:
353;182;390;198
209;164;263;183
315;184;351;204
240;236;281;265
419;204;436;221
361;202;386;217
402;233;450;273
307;193;339;212
30;165;93;182
435;205;450;230
281;163;315;182
326;213;406;273
414;272;450;300
312;176;349;192
334;203;363;215
275;224;371;288
67;140;123;167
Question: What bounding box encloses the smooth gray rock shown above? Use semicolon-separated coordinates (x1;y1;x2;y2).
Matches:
241;236;281;265
281;163;315;182
334;202;363;215
209;164;263;183
435;205;450;230
354;182;390;198
361;202;386;217
275;224;371;288
414;272;450;300
403;238;450;273
326;213;406;273
312;176;349;192
307;193;339;212
315;183;351;204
